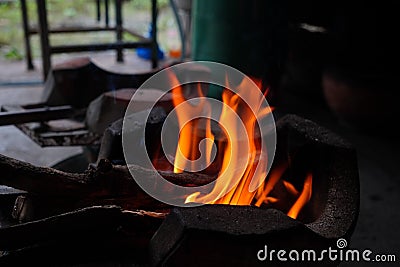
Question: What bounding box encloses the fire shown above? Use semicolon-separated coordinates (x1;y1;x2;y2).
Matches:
172;82;214;174
156;73;313;220
287;173;313;219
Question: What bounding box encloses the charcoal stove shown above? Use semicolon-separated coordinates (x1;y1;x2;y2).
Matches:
0;113;359;266
150;115;359;266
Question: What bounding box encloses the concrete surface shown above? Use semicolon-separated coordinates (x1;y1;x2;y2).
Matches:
0;85;82;167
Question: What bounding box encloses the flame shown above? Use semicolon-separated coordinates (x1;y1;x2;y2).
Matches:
287;173;313;219
254;162;288;207
171;81;214;173
158;73;312;220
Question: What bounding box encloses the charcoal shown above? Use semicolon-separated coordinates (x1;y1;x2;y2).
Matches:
97;106;167;164
86;88;172;135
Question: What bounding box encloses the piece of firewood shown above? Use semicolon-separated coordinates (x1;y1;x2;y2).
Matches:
0;154;216;212
0;205;166;251
0;154;216;194
0;153;90;197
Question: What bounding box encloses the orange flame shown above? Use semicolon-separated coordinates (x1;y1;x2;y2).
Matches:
287;173;313;219
170;76;214;174
163;74;312;220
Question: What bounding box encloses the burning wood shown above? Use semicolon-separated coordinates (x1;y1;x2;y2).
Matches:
0;206;162;250
0;205;165;265
0;153;216;212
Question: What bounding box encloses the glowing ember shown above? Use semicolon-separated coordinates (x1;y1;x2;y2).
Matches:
154;73;313;220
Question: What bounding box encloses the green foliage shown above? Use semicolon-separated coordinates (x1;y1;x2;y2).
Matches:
0;0;174;61
4;46;23;60
128;0;169;10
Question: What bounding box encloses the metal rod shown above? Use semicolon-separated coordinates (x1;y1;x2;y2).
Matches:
20;0;35;70
50;41;152;54
96;0;101;22
0;106;75;126
28;26;116;34
36;0;51;80
115;0;123;62
151;0;158;69
105;0;110;27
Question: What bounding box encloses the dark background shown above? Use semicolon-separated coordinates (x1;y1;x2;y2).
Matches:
192;0;399;265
